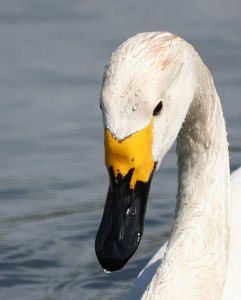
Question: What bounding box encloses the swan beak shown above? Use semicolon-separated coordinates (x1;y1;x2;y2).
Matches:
95;119;155;271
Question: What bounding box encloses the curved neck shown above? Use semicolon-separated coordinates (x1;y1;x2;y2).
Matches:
143;62;230;299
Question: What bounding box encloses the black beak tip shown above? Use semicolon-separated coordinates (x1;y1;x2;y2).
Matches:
95;232;141;272
96;255;130;272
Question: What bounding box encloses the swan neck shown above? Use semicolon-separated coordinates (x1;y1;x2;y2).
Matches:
176;65;230;216
143;64;230;300
171;66;230;298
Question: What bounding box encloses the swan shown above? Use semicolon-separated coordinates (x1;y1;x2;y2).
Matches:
95;32;241;299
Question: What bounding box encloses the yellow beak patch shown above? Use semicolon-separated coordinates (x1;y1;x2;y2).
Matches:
104;118;155;189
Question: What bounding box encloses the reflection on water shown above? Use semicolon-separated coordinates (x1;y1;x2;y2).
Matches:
0;1;240;299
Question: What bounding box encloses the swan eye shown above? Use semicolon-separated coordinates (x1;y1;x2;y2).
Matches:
100;103;103;110
153;101;163;116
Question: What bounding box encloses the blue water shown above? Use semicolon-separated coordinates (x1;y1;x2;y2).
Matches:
0;1;240;299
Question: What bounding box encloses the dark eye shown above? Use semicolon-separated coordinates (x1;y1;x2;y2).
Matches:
153;101;163;116
100;103;103;110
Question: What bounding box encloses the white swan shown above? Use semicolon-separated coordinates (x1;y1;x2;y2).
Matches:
95;32;241;299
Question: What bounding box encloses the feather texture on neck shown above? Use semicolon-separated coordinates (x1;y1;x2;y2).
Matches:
142;47;230;300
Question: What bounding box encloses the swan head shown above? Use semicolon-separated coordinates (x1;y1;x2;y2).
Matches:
95;32;195;271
